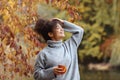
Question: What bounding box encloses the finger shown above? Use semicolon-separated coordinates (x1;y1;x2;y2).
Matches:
54;70;63;75
51;18;59;20
54;68;66;74
51;18;63;23
55;68;63;71
54;70;65;75
54;67;62;75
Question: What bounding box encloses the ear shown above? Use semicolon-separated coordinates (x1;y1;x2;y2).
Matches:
48;32;53;38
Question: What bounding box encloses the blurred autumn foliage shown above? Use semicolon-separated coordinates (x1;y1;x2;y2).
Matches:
0;0;120;80
0;0;41;79
0;0;83;79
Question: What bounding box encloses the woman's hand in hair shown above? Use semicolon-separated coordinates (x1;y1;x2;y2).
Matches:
50;18;64;24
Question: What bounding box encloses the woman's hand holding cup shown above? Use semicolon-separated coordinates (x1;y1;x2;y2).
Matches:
54;65;67;75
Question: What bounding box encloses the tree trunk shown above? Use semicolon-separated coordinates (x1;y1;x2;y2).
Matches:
113;0;120;34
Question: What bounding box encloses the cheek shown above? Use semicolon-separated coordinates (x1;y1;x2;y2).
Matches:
55;32;60;37
53;30;60;35
53;29;64;37
52;31;59;37
53;31;61;38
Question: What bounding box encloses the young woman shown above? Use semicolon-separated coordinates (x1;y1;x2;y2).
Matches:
33;18;84;80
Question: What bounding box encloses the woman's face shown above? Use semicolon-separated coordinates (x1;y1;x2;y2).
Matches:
48;23;65;41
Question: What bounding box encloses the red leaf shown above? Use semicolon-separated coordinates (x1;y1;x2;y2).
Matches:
46;0;49;4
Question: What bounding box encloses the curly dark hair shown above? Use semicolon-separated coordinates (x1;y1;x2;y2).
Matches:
34;18;63;42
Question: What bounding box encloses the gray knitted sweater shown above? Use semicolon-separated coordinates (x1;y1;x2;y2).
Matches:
33;20;84;80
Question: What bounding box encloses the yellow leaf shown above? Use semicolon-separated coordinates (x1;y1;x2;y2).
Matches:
8;0;15;9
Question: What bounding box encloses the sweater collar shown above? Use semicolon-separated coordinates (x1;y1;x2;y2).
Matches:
47;40;63;48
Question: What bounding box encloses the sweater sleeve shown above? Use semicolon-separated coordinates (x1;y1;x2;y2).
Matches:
63;20;84;48
33;52;56;80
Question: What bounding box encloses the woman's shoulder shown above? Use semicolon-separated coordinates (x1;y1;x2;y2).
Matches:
37;47;49;56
